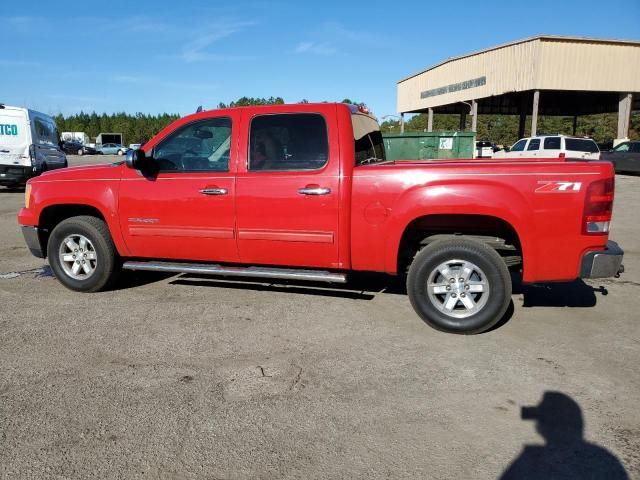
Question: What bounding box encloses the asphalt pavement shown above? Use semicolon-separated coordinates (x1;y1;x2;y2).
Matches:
1;155;638;479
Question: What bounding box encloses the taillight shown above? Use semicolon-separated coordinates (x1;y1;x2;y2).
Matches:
583;177;614;235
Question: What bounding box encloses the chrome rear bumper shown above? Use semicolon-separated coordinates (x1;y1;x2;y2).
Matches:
580;240;624;279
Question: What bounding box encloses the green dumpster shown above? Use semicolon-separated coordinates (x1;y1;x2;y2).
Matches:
382;131;476;160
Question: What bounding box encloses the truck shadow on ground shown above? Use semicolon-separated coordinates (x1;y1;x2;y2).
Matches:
116;271;608;331
500;391;629;479
511;273;605;308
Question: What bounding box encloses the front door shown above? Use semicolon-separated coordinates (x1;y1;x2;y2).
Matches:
235;110;341;269
119;114;239;262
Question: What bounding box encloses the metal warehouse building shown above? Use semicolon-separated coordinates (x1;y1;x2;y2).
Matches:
397;36;640;141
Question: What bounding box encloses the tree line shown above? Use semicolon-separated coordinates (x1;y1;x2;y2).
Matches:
53;98;638;147
53;112;181;145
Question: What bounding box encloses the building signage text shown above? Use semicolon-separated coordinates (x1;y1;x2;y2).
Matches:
420;76;487;99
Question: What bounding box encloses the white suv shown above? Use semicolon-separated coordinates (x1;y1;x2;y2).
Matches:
495;135;600;160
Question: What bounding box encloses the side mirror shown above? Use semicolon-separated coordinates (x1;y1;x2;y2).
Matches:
126;148;146;169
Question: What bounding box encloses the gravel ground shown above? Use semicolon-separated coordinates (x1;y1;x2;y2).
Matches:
1;156;638;479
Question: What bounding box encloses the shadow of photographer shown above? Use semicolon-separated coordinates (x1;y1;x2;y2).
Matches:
501;391;628;479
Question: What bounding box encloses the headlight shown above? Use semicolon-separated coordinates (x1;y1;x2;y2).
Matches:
25;184;32;208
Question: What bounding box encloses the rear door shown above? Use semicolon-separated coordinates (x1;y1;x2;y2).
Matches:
119;112;239;262
235;107;341;268
542;136;561;158
526;138;541;157
0;109;30;167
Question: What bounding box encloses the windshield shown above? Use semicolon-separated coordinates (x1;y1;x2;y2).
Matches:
352;113;386;166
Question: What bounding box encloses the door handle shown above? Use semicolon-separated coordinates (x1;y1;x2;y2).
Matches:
298;186;331;195
199;188;228;195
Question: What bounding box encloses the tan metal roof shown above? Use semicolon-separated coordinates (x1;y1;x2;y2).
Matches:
397;36;640;114
398;35;640;83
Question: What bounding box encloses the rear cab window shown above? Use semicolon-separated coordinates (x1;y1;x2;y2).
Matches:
352;113;385;165
565;138;599;153
248;113;328;171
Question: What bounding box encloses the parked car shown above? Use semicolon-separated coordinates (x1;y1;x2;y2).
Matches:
0;104;67;187
476;140;493;158
18;103;624;334
97;143;128;155
493;135;600;160
601;141;640;174
61;141;97;156
128;143;142;150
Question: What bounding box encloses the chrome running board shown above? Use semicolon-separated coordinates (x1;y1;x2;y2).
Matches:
122;261;347;284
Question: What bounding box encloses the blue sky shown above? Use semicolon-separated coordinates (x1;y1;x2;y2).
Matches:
1;0;639;118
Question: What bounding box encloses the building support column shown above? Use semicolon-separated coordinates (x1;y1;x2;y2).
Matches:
518;94;527;139
617;93;632;140
400;113;405;134
427;108;433;132
572;115;578;136
531;90;540;137
459;111;467;131
471;100;478;132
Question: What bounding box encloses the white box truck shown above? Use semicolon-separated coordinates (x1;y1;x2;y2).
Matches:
0;104;67;187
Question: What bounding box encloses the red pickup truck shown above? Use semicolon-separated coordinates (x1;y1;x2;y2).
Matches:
18;103;624;333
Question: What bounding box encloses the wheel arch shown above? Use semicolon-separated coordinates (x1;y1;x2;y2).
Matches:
394;213;526;276
37;204;126;258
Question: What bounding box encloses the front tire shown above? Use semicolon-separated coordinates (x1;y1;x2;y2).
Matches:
117;149;124;156
47;216;120;292
407;238;512;334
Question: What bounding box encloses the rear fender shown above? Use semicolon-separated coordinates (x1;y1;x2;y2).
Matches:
385;180;533;276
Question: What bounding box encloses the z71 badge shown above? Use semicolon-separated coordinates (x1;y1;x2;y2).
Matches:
535;181;582;192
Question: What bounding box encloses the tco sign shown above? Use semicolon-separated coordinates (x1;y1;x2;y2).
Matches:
0;124;18;135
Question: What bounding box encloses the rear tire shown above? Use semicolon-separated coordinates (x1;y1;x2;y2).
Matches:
47;216;120;292
407;238;512;334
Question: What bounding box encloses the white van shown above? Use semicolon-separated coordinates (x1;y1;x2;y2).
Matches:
0;104;67;187
494;135;600;160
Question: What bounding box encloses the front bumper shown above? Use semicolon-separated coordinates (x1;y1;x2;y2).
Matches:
0;165;32;186
21;225;45;258
580;240;624;279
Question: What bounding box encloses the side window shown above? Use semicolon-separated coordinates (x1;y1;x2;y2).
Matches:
249;113;328;171
527;139;540;151
510;139;527;152
153;117;231;172
544;137;561;150
614;142;630;153
631;143;640;153
34;118;57;146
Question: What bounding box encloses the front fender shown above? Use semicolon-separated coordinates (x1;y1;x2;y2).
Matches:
27;179;129;257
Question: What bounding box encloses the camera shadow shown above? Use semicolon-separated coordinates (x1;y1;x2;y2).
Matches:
501;391;628;479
